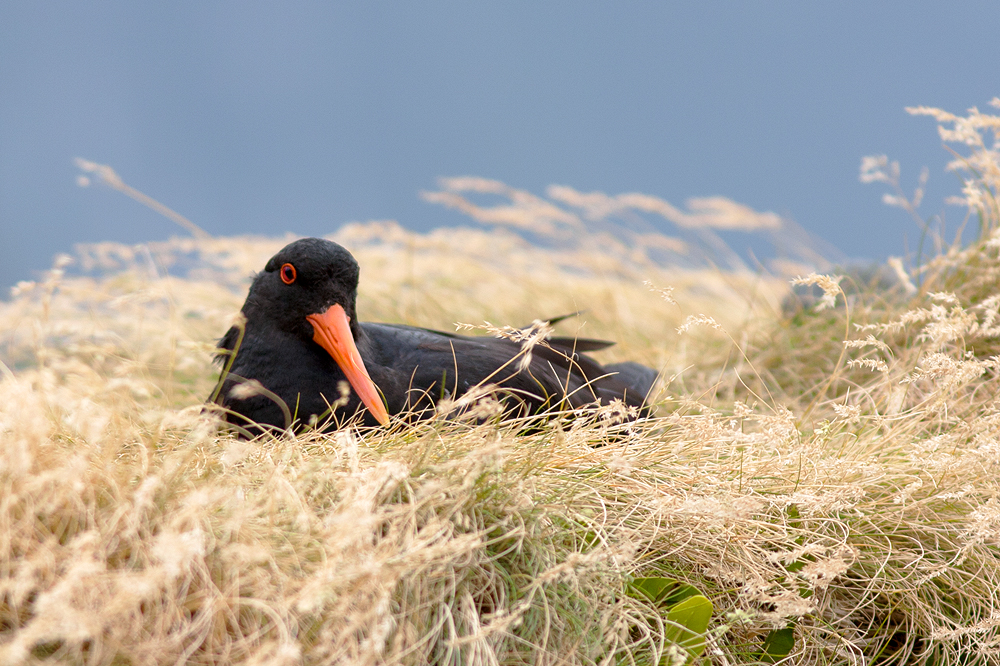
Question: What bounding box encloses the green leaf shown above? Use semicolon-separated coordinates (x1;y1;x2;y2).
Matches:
629;577;701;608
662;584;702;608
630;577;677;604
662;594;713;664
757;627;795;663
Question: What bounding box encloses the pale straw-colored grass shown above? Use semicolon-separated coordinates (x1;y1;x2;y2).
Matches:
2;101;1000;664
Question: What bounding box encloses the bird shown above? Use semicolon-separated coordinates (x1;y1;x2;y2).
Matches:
211;237;657;435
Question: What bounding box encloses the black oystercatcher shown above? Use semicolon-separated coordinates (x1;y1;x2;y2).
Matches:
212;238;657;434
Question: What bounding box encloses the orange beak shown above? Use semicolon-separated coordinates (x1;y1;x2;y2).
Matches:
305;304;390;426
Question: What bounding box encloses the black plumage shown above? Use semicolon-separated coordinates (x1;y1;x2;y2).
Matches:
212;238;656;434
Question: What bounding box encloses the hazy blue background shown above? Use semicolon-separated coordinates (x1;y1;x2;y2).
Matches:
2;2;997;289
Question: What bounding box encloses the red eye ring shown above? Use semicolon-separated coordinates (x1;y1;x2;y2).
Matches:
280;263;297;285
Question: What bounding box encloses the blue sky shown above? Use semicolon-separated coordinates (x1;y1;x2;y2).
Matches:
2;2;997;289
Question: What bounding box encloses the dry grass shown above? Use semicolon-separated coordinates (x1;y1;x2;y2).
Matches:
2;100;1000;664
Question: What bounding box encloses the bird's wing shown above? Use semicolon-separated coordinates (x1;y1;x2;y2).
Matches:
361;323;645;414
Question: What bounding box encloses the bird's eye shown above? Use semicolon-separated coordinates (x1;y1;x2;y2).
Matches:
280;263;297;285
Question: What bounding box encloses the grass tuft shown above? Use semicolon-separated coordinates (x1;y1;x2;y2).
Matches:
3;101;1000;663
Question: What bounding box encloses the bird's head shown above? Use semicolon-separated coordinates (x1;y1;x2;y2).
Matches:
241;237;389;425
